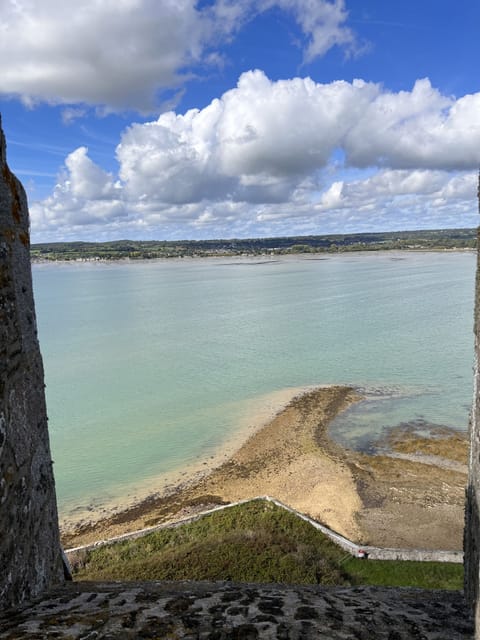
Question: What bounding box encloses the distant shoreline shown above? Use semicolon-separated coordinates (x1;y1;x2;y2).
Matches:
31;247;475;267
31;228;476;263
61;385;468;553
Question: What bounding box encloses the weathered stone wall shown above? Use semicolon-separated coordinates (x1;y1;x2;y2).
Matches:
465;171;480;636
0;116;63;608
0;581;474;639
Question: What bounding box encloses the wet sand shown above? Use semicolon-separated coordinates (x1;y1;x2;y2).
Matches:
61;386;468;551
351;422;468;550
58;385;312;532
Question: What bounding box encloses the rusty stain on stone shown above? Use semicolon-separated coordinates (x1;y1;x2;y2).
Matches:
18;232;29;247
2;229;15;243
1;165;21;224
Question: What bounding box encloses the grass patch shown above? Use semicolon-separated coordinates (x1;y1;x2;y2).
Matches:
72;499;463;590
343;558;462;590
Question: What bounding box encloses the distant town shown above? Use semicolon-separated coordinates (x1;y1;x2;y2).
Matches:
30;228;477;262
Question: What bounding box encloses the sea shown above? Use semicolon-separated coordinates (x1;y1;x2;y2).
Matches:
32;251;476;521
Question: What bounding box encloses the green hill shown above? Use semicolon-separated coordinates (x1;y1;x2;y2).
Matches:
31;228;476;261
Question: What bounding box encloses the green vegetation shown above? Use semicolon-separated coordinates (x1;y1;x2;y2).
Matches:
72;500;462;590
342;557;462;590
31;228;476;262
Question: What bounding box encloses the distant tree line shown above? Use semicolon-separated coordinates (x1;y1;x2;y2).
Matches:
30;228;477;262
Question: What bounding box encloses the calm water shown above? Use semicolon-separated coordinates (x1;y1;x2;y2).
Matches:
32;252;475;518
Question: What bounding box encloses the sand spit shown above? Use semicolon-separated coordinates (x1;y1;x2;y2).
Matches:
61;386;468;552
58;385;312;532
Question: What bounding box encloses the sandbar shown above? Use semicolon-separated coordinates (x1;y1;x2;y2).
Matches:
61;386;468;552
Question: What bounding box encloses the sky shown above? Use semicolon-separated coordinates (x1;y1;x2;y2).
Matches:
0;0;479;243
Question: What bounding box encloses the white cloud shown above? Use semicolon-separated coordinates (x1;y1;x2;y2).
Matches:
316;169;478;210
319;181;345;208
31;147;126;233
0;0;208;111
308;169;478;235
273;0;358;61
0;0;360;111
116;72;480;205
61;107;87;125
344;80;480;170
64;147;116;200
29;72;480;240
116;72;378;206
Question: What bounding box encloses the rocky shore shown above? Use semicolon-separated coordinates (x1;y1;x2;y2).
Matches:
61;386;468;552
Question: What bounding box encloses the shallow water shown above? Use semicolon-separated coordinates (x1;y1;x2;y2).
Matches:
32;251;475;518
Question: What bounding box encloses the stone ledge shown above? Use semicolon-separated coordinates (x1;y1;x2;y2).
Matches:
0;580;473;639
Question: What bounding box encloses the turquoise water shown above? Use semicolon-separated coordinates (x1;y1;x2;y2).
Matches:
32;252;475;518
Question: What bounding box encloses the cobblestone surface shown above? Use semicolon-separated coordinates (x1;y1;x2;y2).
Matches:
0;581;473;639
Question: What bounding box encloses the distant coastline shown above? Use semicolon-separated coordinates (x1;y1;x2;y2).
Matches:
31;227;476;262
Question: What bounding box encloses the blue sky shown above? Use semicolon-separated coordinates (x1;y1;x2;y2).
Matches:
0;0;479;242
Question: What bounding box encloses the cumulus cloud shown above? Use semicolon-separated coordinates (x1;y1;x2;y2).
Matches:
115;72;374;207
31;147;126;233
64;147;117;200
344;81;480;170
30;72;480;240
116;71;480;205
0;0;205;111
0;0;359;111
316;170;478;212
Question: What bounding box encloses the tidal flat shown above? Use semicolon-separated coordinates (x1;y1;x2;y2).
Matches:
62;386;467;551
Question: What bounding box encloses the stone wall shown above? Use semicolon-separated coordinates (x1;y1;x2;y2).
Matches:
0;116;64;608
464;171;480;636
66;495;465;564
0;581;474;639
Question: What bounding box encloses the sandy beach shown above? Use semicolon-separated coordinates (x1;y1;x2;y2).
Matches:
61;386;468;552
